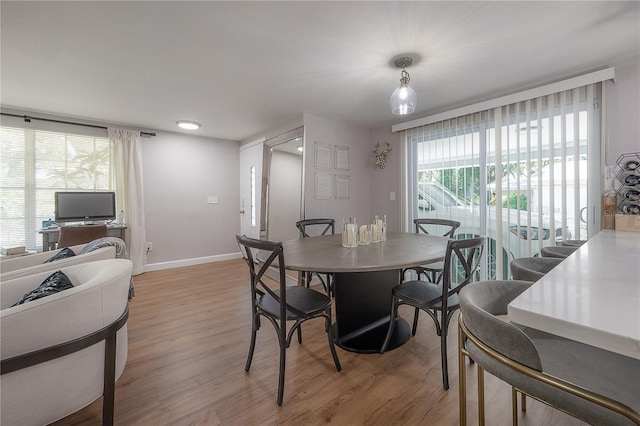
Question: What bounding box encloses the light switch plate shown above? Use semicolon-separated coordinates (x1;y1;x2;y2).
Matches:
207;195;219;204
390;192;396;201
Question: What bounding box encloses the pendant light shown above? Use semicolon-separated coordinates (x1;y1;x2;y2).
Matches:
390;57;417;115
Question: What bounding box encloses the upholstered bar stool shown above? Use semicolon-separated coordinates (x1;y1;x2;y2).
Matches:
540;245;578;259
510;257;563;282
561;240;587;247
458;280;640;425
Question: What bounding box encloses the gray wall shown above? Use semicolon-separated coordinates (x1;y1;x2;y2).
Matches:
267;150;302;242
606;55;640;164
369;126;401;232
303;113;373;226
142;131;240;269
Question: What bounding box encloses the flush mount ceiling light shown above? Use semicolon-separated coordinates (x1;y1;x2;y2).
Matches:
176;120;201;130
390;56;417;115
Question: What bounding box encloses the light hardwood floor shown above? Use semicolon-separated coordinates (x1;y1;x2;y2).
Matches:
53;259;586;426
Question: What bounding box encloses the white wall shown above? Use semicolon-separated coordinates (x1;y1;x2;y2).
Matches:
142;131;240;269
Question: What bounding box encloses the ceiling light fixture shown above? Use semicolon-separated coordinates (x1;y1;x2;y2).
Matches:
176;120;201;130
390;56;417;115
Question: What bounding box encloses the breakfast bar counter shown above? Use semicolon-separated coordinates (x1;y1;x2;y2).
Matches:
508;230;640;359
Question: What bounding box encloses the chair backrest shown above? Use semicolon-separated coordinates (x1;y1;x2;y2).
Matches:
540;245;578;259
413;218;460;238
459;280;543;371
236;234;305;318
57;225;108;248
296;218;335;238
441;236;485;306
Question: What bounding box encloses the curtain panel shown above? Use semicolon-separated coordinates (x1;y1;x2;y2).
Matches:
108;128;146;275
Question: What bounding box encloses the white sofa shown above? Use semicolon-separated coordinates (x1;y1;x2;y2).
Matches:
0;258;132;426
0;243;116;281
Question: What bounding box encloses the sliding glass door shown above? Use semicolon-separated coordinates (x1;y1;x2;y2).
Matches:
405;84;600;279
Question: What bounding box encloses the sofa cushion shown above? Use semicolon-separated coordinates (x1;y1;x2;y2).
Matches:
12;271;74;306
43;247;76;263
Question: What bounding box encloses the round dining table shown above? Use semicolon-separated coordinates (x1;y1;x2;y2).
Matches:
282;232;450;354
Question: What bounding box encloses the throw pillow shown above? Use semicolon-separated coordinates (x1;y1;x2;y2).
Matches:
43;247;76;263
11;270;74;306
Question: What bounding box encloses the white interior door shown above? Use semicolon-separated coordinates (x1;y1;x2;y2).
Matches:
239;139;264;239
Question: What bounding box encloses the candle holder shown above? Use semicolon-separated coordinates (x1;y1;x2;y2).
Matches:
342;217;358;248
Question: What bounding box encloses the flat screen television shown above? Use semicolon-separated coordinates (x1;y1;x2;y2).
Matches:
55;191;116;223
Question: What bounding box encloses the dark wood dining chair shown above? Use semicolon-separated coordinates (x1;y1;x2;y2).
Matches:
57;224;107;248
295;218;335;297
403;218;461;283
236;234;341;405
381;236;485;390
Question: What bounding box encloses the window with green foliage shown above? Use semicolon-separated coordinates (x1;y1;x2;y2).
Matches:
0;127;113;250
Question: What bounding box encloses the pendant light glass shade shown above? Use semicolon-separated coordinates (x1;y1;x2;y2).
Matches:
390;69;417;115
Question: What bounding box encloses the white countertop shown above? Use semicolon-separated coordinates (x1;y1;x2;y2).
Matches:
508;230;640;359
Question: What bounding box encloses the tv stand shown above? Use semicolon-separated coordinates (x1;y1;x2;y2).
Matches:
39;225;127;251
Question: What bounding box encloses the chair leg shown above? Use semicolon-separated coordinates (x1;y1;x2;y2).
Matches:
411;307;420;336
297;325;302;344
458;327;467;426
441;323;449;390
521;392;526;412
245;315;258;372
102;330;117;426
380;297;398;353
326;318;341;372
277;329;286;406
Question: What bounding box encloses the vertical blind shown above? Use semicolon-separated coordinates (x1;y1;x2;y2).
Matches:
0;126;113;250
402;83;602;279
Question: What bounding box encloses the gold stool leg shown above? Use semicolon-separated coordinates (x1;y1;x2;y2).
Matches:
511;387;518;426
477;364;485;426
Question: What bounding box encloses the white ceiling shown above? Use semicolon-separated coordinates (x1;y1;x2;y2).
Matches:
1;1;639;141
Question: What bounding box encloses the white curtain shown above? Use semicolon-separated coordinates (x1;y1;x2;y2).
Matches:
108;128;146;275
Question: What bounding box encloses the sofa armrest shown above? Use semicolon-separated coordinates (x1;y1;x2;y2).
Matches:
0;244;88;274
0;259;132;360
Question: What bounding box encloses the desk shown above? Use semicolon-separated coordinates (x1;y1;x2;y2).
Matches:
508;230;640;360
39;225;127;251
282;232;449;354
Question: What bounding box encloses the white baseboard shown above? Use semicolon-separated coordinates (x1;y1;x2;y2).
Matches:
144;252;242;272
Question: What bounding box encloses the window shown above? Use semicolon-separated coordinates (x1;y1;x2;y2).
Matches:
0;127;113;250
250;165;256;227
403;83;602;279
